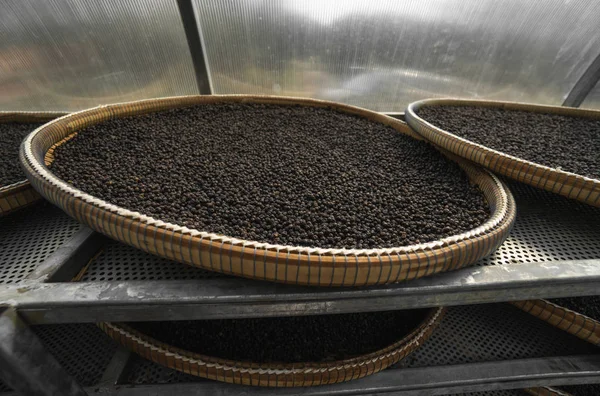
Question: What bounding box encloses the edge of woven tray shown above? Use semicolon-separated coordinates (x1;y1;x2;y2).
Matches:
511;299;600;346
0;111;66;216
98;306;445;387
524;386;573;396
21;95;516;286
405;98;600;208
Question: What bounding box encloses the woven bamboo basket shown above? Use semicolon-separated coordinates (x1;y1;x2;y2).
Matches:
21;95;515;286
405;99;600;207
0;112;65;216
98;306;444;387
511;300;600;346
525;386;572;396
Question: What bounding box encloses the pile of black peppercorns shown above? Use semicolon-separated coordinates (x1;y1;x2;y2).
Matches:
559;384;600;396
0;122;44;186
128;309;429;363
417;106;600;180
549;295;600;321
50;103;490;249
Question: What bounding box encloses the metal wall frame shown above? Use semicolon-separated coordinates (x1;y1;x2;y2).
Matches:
563;52;600;107
176;0;212;94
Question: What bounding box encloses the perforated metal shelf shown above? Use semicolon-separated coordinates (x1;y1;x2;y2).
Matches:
0;202;81;284
0;322;116;395
477;182;600;267
1;181;599;394
122;303;596;387
79;241;223;282
31;323;117;387
125;356;202;385
398;304;594;368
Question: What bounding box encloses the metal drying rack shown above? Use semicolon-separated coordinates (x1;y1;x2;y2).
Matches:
0;115;599;396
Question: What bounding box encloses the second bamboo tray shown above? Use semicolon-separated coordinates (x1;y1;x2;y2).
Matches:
21;95;516;286
0;112;65;216
406;99;600;207
525;387;572;396
99;307;445;387
511;299;600;346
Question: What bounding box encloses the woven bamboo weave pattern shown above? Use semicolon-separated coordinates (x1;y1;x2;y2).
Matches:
21;95;515;286
511;300;600;346
406;99;600;207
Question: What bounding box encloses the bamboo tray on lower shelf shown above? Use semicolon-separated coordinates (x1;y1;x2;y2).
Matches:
98;306;445;387
0;112;65;216
511;299;600;346
405;99;600;207
525;386;572;396
21;95;515;286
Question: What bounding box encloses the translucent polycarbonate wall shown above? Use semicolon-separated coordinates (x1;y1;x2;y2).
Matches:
194;0;600;112
582;82;600;110
1;1;600;112
0;0;198;111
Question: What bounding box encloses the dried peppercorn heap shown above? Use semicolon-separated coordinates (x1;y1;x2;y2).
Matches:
49;103;490;249
128;309;430;363
548;296;600;321
416;106;600;180
559;384;600;396
0;122;44;186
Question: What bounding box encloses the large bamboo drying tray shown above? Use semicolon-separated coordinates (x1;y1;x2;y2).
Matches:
0;112;65;216
99;306;444;387
21;95;515;286
511;299;600;346
405;99;600;207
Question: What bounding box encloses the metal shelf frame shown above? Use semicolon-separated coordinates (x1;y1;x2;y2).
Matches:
2;258;600;325
3;354;600;396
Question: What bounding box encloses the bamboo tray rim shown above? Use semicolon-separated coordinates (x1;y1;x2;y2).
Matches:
22;94;512;257
406;98;600;185
100;306;445;375
512;299;600;346
0;179;29;194
525;386;573;396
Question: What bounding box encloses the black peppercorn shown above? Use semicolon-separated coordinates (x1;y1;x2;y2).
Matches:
50;103;490;249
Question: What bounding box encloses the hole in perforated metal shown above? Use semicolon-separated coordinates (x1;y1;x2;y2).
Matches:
477;182;600;267
31;323;117;387
0;203;81;284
